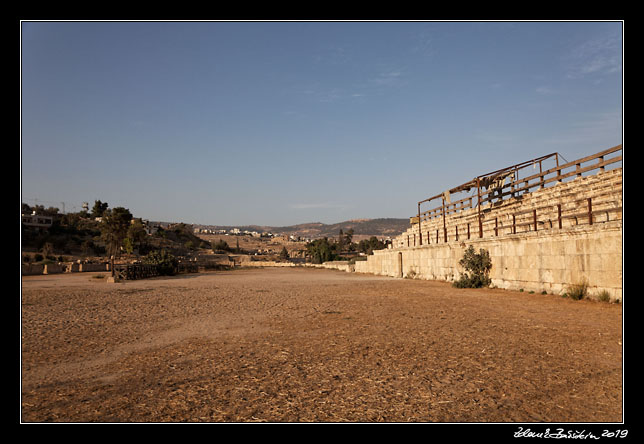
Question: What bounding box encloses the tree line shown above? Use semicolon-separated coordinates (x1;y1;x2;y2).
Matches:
305;229;388;264
23;201;390;266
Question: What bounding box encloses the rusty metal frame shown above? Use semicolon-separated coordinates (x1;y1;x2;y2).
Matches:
415;152;562;244
414;145;622;245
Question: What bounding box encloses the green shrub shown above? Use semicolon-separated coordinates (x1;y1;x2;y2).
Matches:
595;290;611;303
566;280;588;301
405;269;417;279
211;240;232;252
142;249;178;276
453;246;492;288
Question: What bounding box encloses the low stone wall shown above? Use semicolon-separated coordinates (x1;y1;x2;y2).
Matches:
22;262;111;276
318;261;355;272
43;264;65;274
22;264;69;275
242;261;296;268
79;263;110;272
22;264;45;276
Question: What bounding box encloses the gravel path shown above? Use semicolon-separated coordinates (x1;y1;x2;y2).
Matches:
21;267;622;423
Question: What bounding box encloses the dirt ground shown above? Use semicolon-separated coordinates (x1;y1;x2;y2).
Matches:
21;267;623;423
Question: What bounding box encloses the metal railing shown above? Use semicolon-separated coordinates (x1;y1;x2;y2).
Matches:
112;264;161;280
112;262;199;280
404;145;622;247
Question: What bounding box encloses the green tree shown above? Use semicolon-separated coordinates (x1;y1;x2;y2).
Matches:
91;200;109;218
306;237;338;264
125;218;148;254
142;249;178;276
453;246;492;288
337;228;355;252
279;246;289;260
100;207;133;257
80;239;94;257
358;236;385;254
337;229;346;251
344;228;354;246
41;242;54;258
123;237;134;255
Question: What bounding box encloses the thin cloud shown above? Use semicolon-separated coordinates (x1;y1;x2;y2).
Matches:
536;86;555;95
297;85;367;103
370;70;405;87
411;30;436;57
565;31;622;79
297;85;343;103
312;46;351;66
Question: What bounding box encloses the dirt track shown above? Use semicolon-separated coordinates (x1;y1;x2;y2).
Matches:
21;267;622;423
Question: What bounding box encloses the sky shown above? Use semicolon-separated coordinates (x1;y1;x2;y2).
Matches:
20;21;623;226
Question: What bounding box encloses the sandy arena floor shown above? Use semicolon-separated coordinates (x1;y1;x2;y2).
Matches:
21;267;623;423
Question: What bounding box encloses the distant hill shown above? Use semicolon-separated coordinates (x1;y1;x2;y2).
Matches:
196;218;410;240
309;218;410;239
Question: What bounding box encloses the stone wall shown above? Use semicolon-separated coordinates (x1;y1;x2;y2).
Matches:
21;264;45;276
354;220;622;300
22;262;111;275
351;168;622;301
242;261;296;268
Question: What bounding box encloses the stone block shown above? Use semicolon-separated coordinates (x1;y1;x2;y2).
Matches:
22;264;44;275
43;264;64;274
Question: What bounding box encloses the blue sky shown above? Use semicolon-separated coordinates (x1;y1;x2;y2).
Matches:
21;21;623;226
